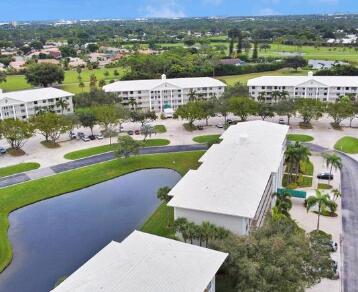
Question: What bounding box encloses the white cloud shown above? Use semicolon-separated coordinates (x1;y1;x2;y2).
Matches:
258;7;280;16
317;0;338;3
202;0;223;5
145;0;186;18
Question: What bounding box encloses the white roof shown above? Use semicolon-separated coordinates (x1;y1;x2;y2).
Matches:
168;121;289;219
0;87;73;103
103;76;226;92
247;75;358;87
52;231;227;292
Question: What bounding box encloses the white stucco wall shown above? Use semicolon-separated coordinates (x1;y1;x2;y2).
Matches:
174;207;250;235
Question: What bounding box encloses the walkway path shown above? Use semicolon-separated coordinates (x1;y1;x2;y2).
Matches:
0;144;208;188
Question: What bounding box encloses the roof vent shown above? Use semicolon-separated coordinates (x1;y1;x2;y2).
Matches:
308;71;314;77
161;74;166;80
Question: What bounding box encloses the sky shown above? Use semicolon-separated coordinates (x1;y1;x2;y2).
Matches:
0;0;357;21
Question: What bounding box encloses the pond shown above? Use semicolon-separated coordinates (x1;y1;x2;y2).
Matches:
0;169;181;292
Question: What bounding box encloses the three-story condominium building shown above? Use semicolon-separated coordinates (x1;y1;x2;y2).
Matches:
247;72;358;102
103;74;226;112
168;121;289;235
0;88;74;120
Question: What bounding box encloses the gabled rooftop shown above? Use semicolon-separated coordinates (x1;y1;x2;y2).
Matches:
52;230;227;292
168;121;289;219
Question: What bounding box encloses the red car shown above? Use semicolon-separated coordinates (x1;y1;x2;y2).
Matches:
135;130;141;135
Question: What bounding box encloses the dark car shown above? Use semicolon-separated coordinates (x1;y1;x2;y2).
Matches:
128;130;134;135
226;119;233;124
135;130;140;135
278;118;285;125
197;125;204;130
88;135;96;140
317;172;333;180
77;132;85;139
0;147;6;154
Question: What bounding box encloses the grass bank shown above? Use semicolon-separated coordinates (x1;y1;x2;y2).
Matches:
193;134;221;145
0;151;203;273
0;163;40;178
287;134;314;143
64;139;170;160
334;136;358;154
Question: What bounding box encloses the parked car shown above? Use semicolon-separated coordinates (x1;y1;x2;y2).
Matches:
69;131;77;140
317;172;334;180
0;147;6;154
96;134;104;140
278;118;285;125
81;136;90;142
197;125;204;130
88;135;96;140
128;130;134;135
226;119;233;124
330;241;338;252
216;124;224;128
135;130;140;135
77;132;85;139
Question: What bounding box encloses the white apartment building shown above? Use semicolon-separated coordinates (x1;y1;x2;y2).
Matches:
248;72;358;102
103;74;226;112
168;121;289;235
0;88;74;120
52;230;227;292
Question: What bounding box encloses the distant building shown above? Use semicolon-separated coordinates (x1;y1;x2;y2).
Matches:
103;74;226;112
0;63;5;71
9;60;26;71
248;71;358;102
219;58;246;66
0;88;74;120
52;230;228;292
168;121;288;235
37;59;60;65
308;59;348;70
68;57;87;68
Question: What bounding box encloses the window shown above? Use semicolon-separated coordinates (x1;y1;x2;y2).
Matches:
130;91;133;94
34;101;38;104
43;100;46;104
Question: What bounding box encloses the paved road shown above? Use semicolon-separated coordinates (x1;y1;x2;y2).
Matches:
337;153;358;292
0;144;208;188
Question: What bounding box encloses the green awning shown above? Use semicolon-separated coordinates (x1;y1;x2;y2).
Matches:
277;188;306;199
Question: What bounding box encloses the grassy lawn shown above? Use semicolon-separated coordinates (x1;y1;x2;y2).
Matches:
217;68;309;86
64;139;171;160
141;203;174;237
300;161;314;176
259;44;358;63
334;136;358;154
0;150;204;272
154;125;167;133
287;134;314;143
0;163;40;178
193;134;221;144
318;183;333;190
0;67;126;93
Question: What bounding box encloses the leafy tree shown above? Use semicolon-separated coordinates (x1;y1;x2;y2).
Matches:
0;119;34;150
98;79;106;87
296;98;324;126
141;124;155;141
73;89;116;108
115;104;130;133
285;142;311;183
176;101;205;127
211;215;333;291
284;56;308;71
183;38;195;47
115;135;141;158
223;82;249;99
326;98;354;127
229;97;258;121
25;63;64;87
0;71;6;84
89;74;97;88
31;112;72;144
215;98;230;123
307;190;337;230
130;110;157;126
252;41;258;60
273;100;296;124
77;110;97;135
87;43;99;52
59;46;77;58
199;99;216;126
156;186;171;226
332;189;342;201
274;192;292;217
257;102;274;120
322;153;342;185
93;104;119;134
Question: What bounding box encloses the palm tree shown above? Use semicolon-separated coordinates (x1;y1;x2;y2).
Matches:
89;74;97;88
280;90;289;101
79;81;85;92
56;98;69;115
306;190;337;230
173;218;189;243
285;142;311;183
156;187;171;226
128;97;137;111
332;189;342;201
201;221;216;247
274;192;292;217
188;89;197;101
271;91;281;103
187;222;197;244
323;153;342;185
258;91;267;102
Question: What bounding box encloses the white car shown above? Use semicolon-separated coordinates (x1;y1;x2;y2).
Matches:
216;124;224;128
81;136;90;142
96;135;104;140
